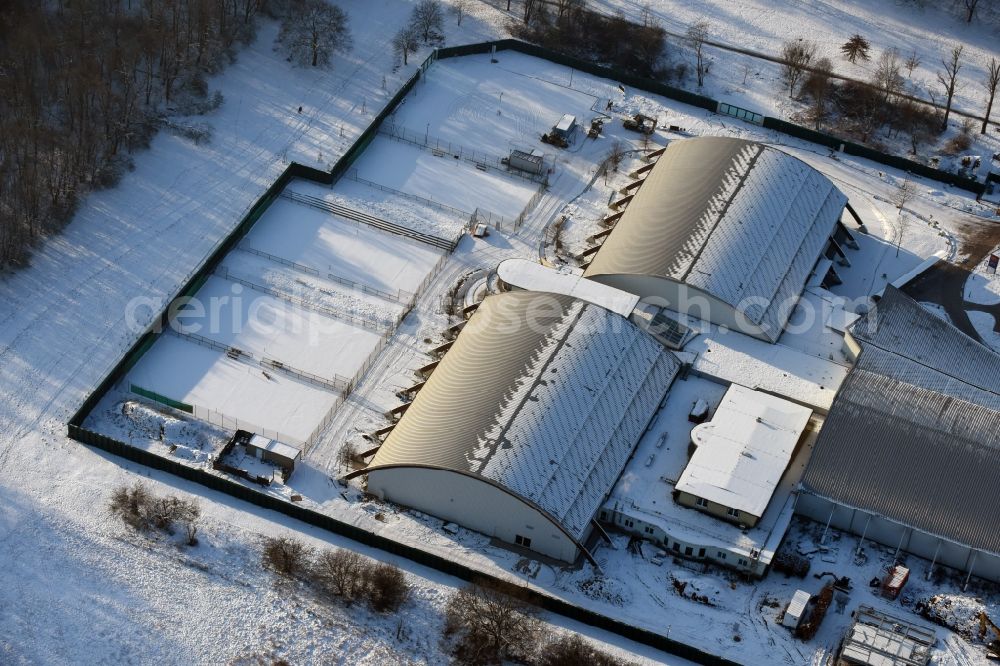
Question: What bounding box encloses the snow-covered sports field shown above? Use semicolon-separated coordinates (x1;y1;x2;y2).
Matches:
115;177;452;448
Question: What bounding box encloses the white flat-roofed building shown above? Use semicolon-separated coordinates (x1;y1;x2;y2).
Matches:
602;375;821;577
674;384;812;528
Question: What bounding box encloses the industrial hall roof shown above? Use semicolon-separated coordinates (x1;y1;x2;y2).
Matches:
367;290;680;541
802;287;1000;554
584;137;847;342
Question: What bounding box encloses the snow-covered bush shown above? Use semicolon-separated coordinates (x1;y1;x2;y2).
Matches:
312;549;368;603
107;482;201;545
366;562;409;613
536;634;632;666
444;581;540;663
262;536;311;577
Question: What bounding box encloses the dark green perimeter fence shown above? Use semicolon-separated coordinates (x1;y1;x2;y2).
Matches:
71;424;740;665
69;38;987;666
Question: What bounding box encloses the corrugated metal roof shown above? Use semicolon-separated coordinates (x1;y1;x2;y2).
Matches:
851;286;1000;398
369;291;680;540
802;288;1000;554
584;137;847;342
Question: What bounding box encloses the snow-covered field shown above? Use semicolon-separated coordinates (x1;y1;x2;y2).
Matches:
3;0;1000;663
577;0;1000;179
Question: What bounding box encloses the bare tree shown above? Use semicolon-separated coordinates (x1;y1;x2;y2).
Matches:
780;40;818;98
412;0;445;44
392;26;420;66
982;57;1000;134
639;2;655;28
742;61;754;86
686;20;710;88
451;0;470;25
872;48;904;103
108;483;156;531
802;57;835;129
904;49;921;78
108;483;201;544
523;0;537;24
936;44;964;131
277;0;352;67
555;0;582;20
840;34;871;64
337;441;357;473
893;177;917;210
537;633;631;666
897;98;937;156
602;140;626;184
177;499;201;546
444;582;540;664
893;177;916;257
962;0;980;23
367;562;410;613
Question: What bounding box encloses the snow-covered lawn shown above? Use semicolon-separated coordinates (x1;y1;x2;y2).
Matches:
299;177;468;240
177;275;382;380
221;248;406;330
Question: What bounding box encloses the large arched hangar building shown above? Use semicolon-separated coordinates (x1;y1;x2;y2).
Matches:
360;291;681;563
585;137;852;343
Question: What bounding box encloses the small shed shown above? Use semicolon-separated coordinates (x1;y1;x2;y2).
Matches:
782;589;811;629
508;149;544;175
552;114;577;139
882;564;910;600
246;433;301;471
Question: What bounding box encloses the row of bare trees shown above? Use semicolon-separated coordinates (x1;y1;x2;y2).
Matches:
0;0;266;269
444;580;632;664
261;529;631;664
780;35;1000;150
261;536;411;613
512;1;669;79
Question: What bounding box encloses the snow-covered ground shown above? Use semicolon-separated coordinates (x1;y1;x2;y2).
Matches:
3;1;1000;663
